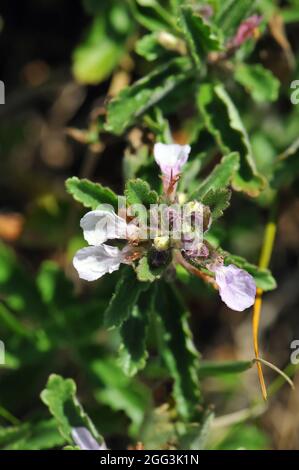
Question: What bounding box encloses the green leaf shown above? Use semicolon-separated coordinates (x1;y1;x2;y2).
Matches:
198;360;254;378
104;267;149;328
91;358;152;437
66;177;118;210
154;282;201;420
118;290;152;376
191;153;239;200
41;374;102;446
197;83;265;196
72;5;132;84
222;252;277;291
202;188;232;220
0;419;65;450
136;32;170;61
178;411;214;450
125;178;158;208
272;137;299;189
235;63;280;103
215;0;256;38
179;5;222;66
106;57;192;135
135;251;171;283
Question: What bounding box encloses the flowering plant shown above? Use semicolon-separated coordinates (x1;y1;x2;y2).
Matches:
1;0;299;452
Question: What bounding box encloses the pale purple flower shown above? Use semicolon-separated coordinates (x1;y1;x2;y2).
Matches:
80;209;138;246
154;143;191;193
71;427;107;451
231;15;262;48
211;264;256;311
73;209;139;281
73;244;130;281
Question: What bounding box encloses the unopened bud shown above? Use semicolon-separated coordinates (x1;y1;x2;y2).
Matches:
153;236;170;251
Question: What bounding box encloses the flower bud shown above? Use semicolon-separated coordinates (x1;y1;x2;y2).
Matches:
153;235;170;251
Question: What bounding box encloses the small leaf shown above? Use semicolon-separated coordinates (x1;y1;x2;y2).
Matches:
235;63;280;103
118;290;153;376
106;57;192;135
202;188;232;220
154;282;201;420
40;374;102;446
190;153;239;200
66;177;118;210
104;267;149;328
125;178;158;208
178;411;214;450
179;5;222;66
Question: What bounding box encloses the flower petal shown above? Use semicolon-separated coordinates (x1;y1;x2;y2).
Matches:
213;264;256;311
73;244;124;281
80;210;128;246
154;143;191;177
71;427;106;451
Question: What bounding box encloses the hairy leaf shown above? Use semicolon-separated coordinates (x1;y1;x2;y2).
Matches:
106;57;192;135
66;177;118;210
104;267;149;328
154;282;201;420
197;83;265;196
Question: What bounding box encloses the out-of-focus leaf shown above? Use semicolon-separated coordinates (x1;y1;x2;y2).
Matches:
136;32;174;61
197;83;265;196
202;188;232;220
106;57;192;135
191;153;239;200
41;374;102;446
104;267;149;328
66;177;118;210
0;419;65;450
154;282;201;421
215;0;256;38
119;289;153;376
214;423;270;450
272;137;299;189
179;411;214;450
72;5;132;85
198;360;254;378
91;358;152;437
235;63;280;103
222;252;277;291
0;241;43;316
179;5;222;66
130;0;176;32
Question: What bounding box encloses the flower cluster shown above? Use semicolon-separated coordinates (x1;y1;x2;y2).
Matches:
73;143;256;312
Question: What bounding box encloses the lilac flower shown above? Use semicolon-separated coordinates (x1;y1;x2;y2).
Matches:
80;209;138;245
210;264;256;311
154;143;191;193
231;15;262;48
71;427;107;451
73;208;138;281
73;244;130;281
